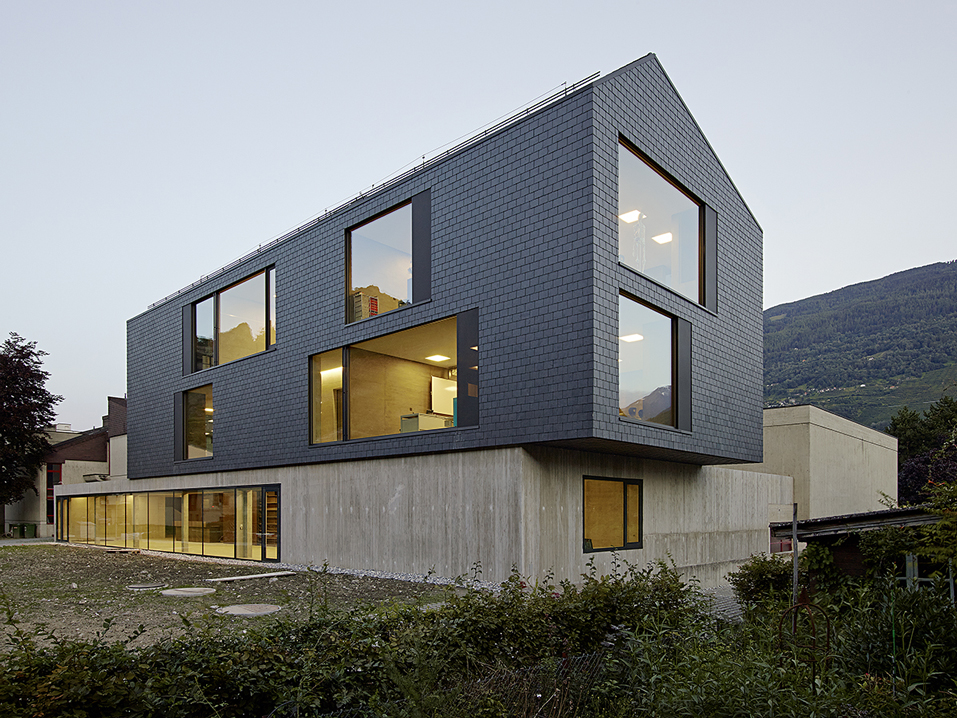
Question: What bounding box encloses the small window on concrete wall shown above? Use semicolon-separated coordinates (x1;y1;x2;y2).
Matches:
583;477;642;552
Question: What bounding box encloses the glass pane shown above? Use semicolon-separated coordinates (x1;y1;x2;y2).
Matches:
350;317;457;439
171;492;184;553
264;490;278;560
146;492;176;552
348;203;412;322
181;491;203;554
203;490;235;558
184;385;213;458
194;296;215;372
619;295;674;427
68;496;88;543
219;272;267;364
311;350;344;443
584;479;623;550
104;494;124;547
236;488;262;561
133;494;148;549
626;483;641;545
95;495;107;545
268;267;276;346
618;143;700;302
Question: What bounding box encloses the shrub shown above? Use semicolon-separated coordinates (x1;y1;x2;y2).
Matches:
726;553;793;606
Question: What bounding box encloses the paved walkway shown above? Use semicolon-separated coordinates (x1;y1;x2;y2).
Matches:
702;585;743;621
0;537;56;546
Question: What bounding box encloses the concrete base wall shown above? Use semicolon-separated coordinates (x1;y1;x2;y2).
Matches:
57;447;792;587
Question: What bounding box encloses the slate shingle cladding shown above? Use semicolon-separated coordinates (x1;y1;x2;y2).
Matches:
127;54;763;480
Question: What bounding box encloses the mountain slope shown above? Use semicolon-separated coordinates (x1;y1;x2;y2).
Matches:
763;260;957;428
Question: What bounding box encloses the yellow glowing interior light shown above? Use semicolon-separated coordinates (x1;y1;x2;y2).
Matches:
651;232;673;244
319;366;343;378
426;355;450;362
619;210;641;223
620;334;644;343
204;407;214;413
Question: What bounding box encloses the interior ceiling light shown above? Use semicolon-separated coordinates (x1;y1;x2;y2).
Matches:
652;232;673;244
620;334;644;343
619;210;642;223
320;366;343;378
204;407;214;413
426;355;450;362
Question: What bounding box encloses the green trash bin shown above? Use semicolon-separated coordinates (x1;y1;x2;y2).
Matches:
23;523;37;539
9;523;23;539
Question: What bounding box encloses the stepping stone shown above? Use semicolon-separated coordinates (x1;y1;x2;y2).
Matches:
160;587;217;597
215;604;281;616
127;583;167;591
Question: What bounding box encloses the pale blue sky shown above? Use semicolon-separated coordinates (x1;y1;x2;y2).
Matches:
2;0;955;429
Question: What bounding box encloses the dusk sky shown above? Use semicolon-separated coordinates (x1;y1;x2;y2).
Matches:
2;1;955;430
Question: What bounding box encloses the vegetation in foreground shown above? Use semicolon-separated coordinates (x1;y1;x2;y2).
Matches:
3;557;957;718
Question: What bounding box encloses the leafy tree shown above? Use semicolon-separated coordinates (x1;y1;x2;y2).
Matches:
0;333;62;505
886;393;957;504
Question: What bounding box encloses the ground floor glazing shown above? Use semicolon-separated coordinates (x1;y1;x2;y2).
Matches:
57;485;279;561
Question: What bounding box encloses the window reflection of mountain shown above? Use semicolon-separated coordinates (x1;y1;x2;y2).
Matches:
620;385;672;425
219;322;266;363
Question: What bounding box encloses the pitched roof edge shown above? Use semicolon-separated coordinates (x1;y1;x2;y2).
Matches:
596;53;762;233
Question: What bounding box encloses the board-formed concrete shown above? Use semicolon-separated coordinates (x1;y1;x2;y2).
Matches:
62;446;791;587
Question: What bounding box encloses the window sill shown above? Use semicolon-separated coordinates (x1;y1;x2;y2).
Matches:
617;261;717;317
309;423;478;448
617;416;691;436
188;344;277;377
174;456;214;464
344;298;431;327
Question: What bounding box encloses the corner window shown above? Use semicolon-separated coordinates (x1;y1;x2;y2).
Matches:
346;190;431;323
190;268;276;372
618;293;691;431
183;384;213;458
618;140;708;305
310;309;478;443
619;294;674;426
583;477;642;552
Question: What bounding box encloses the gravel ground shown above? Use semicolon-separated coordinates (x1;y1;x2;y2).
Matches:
0;542;462;647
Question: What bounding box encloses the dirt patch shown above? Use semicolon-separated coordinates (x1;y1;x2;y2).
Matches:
0;543;447;647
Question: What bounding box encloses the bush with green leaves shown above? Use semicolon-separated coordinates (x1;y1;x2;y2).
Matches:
4;558;957;717
726;552;794;606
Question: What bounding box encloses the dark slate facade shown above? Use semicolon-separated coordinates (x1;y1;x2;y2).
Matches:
127;54;763;480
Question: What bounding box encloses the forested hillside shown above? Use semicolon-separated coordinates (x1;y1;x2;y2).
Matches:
763;260;957;428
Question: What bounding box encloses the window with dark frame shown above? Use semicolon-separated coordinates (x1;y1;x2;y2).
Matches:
181;384;213;459
617;137;717;310
310;310;478;443
618;291;692;432
583;477;642;552
345;189;431;324
58;485;280;561
189;267;276;373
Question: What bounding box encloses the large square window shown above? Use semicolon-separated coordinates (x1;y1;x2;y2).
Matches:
583;477;642;552
190;268;276;372
618;140;702;303
310;309;478;443
346;190;431;323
